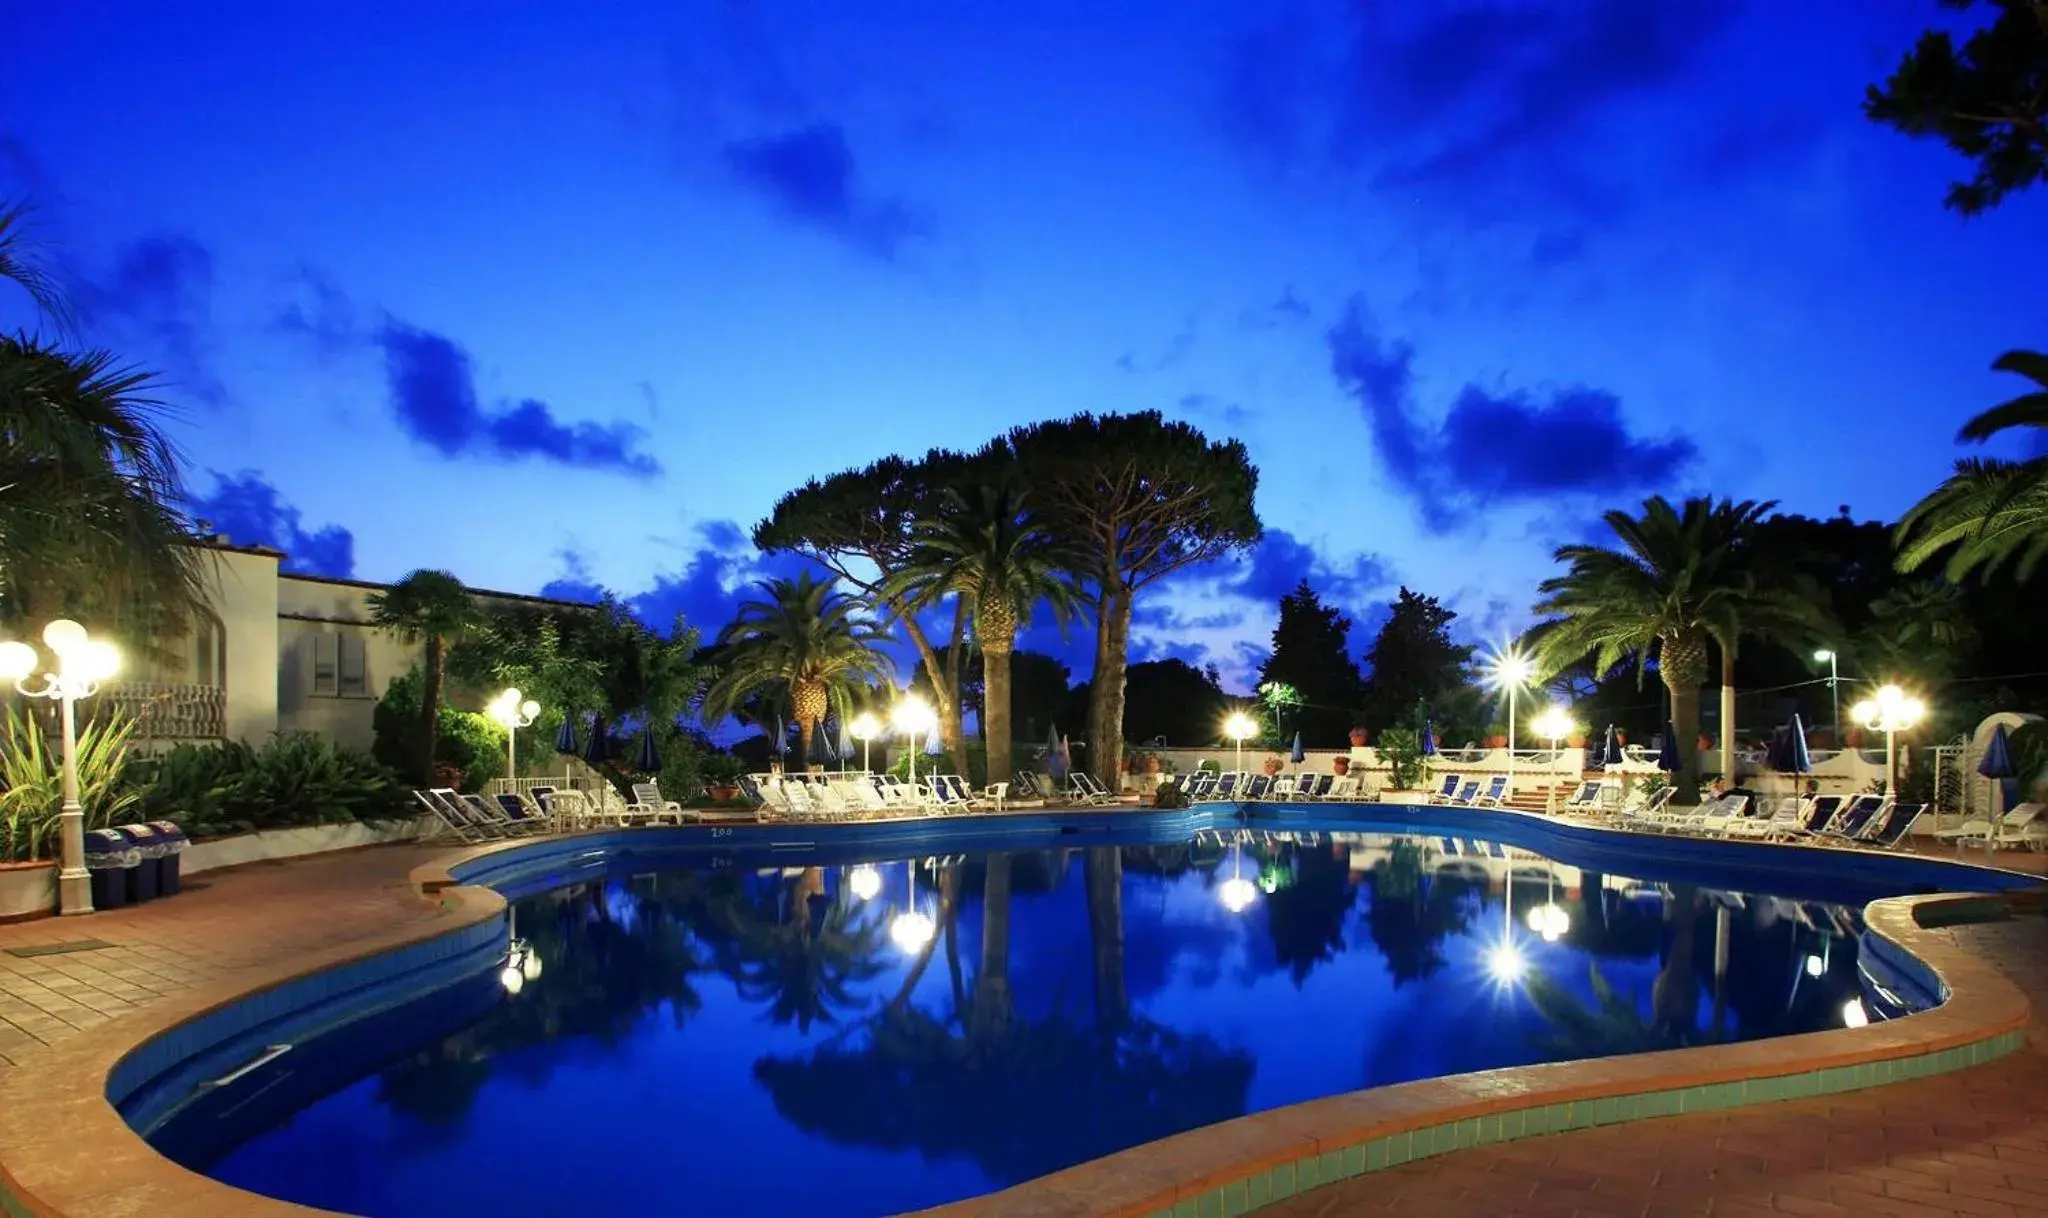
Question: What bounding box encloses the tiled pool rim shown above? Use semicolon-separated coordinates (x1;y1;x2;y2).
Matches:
0;812;2032;1218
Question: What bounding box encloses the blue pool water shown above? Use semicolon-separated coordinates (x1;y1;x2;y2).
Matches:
157;826;1904;1216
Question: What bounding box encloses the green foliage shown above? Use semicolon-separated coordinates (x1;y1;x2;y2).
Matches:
1151;781;1191;810
122;733;413;839
1375;727;1431;791
0;706;139;862
372;667;504;791
889;739;987;787
700;572;893;738
1865;1;2048;214
1198;758;1221;773
700;751;748;788
1897;351;2048;582
1258;581;1363;746
1122;659;1227;745
367;568;481;783
2009;721;2048;796
1359;588;1473;734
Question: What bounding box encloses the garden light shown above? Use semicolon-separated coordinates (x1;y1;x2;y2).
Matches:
0;620;119;915
1224;711;1257;774
487;688;541;781
848;864;882;902
1853;684;1926;795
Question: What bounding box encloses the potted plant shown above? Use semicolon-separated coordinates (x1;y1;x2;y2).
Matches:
1377;727;1428;791
1348;726;1369;748
702;754;746;802
1261;756;1283;776
1332;756;1351;776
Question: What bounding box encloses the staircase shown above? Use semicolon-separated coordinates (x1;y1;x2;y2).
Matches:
1504;776;1600;815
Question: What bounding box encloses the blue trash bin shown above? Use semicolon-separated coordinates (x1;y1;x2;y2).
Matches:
115;824;167;902
84;829;139;910
145;820;188;896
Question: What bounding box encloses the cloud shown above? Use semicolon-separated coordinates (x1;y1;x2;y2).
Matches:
1220;526;1395;607
1116;314;1199;375
1326;296;1695;531
721;123;928;261
1217;1;1758;229
1177;392;1252;431
187;470;355;578
269;265;360;357
375;321;661;477
80;234;225;406
544;521;823;640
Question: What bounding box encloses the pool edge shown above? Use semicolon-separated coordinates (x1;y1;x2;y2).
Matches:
0;811;2034;1218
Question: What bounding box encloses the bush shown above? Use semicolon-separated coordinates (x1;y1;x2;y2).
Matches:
372;668;503;791
890;739;988;786
1376;727;1432;791
2009;721;2048;800
124;733;413;839
1152;781;1191;810
0;706;140;863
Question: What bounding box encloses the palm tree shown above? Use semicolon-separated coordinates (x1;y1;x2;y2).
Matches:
882;479;1078;782
368;569;480;783
1898;350;2048;581
0;203;205;643
701;572;893;760
1526;497;1824;803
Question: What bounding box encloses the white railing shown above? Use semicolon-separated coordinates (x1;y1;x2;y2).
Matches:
100;681;226;740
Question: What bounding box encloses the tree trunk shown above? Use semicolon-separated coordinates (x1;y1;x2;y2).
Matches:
1084;846;1127;1030
1088;588;1132;789
984;639;1014;784
1719;652;1737;784
900;613;962;766
1660;630;1708;804
795;715;814;765
943;595;968;760
420;633;444;786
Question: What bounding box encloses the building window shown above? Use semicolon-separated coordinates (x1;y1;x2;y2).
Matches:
190;614;225;688
312;632;370;698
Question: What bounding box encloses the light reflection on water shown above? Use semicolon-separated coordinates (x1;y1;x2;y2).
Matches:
182;830;1869;1218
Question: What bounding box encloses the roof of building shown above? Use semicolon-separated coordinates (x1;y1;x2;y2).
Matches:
184;535;598;611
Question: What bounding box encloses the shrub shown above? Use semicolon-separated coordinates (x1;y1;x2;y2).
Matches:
1151;781;1191;810
123;733;413;839
1376;727;1432;791
372;668;503;792
0;706;140;863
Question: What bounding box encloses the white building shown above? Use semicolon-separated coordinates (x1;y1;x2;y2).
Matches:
111;538;590;752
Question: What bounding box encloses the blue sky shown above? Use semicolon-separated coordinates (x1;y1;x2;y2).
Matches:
4;1;2043;691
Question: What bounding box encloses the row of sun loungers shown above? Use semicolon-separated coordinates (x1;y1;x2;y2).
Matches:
744;772;1011;821
1618;791;1928;850
412;782;695;842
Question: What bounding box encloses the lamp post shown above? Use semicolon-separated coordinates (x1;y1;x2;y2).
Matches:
1223;711;1257;776
1813;650;1840;743
850;712;881;773
1852;684;1926;796
891;696;936;789
0;620;122;916
486;688;540;784
1489;649;1533;792
1529;706;1577;809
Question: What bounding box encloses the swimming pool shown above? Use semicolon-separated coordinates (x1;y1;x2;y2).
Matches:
142;818;1955;1218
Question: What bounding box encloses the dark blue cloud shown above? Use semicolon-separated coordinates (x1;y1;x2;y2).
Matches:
1327;296;1695;531
269;265;359;357
82;234;225;406
722;124;927;261
376;321;661;478
544;522;822;641
1223;526;1394;606
187;470;355;578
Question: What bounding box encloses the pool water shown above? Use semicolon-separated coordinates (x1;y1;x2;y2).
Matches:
161;829;1881;1217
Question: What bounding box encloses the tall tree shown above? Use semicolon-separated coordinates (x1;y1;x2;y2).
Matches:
1897;349;2048;581
1525;497;1822;803
1006;650;1071;745
882;476;1078;783
1011;412;1261;784
701;573;893;760
368;570;482;783
1358;588;1472;732
1121;658;1228;746
754;451;979;760
1866;0;2048;214
1257;580;1365;746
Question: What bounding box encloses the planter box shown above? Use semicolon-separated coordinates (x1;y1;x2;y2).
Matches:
0;861;55;920
182;820;424;877
1377;791;1432;806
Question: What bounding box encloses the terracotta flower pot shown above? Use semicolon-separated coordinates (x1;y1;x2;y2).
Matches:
1487;734;1508;748
1566;732;1588;748
1332;757;1351;776
1348;727;1369;748
1696;733;1714;754
1261;757;1283;775
1145;756;1161;774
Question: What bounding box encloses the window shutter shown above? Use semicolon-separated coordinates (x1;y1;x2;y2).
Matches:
312;633;339;696
338;634;369;696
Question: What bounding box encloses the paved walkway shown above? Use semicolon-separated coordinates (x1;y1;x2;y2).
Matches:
0;845;442;1069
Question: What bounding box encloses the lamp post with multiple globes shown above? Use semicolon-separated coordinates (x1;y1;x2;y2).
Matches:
0;620;123;916
486;688;541;784
1852;684;1926;796
849;712;881;773
1223;711;1257;776
1489;649;1534;791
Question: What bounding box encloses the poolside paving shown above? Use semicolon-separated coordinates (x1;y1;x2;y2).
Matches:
0;845;443;1069
0;834;2044;1218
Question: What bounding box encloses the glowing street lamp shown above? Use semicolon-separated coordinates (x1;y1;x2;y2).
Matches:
486;688;541;782
1224;711;1258;776
1487;649;1534;791
1525;903;1571;942
891;696;937;788
1851;684;1926;796
0;620;121;915
1218;836;1258;913
1813;649;1840;741
848;864;882;902
890;858;935;953
849;712;881;773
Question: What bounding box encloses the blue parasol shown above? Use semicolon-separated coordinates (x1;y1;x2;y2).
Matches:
1655;721;1680;772
836;718;854;770
770;715;788;759
636;728;660;774
554;715;579;756
1045;723;1065;783
808;722;833;768
926;726;944;758
582;716;609;766
1289;731;1305;766
1420;719;1436;757
1601;724;1625;768
1980;723;2018;817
